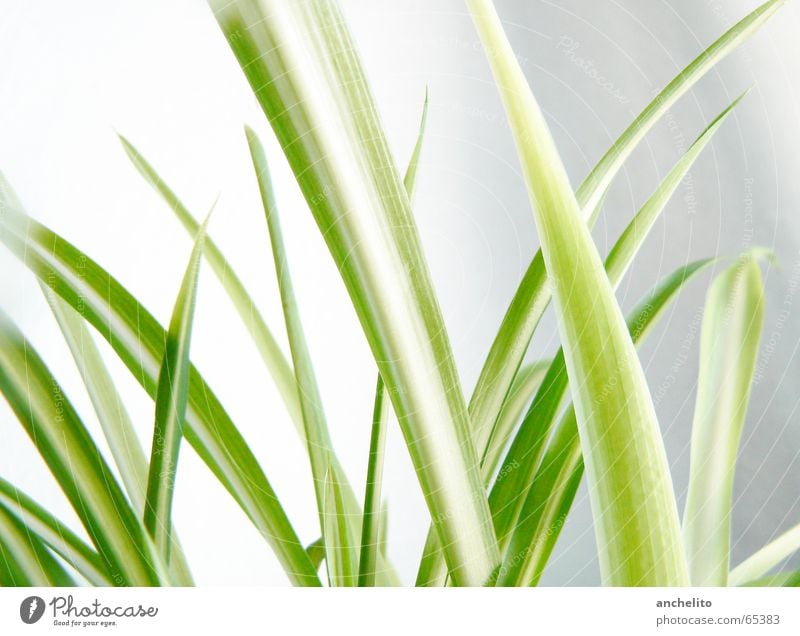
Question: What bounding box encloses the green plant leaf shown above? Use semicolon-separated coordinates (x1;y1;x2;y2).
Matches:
402;88;429;201
245;126;361;584
468;0;688;585
467;0;782;472
0;502;76;586
497;259;716;586
42;290;194;585
119;135;303;430
306;537;326;571
144;216;208;565
0;198;320;586
483;361;550;480
418;90;738;585
741;570;800;587
0;309;160;586
210;0;498;585
488;96;741;552
0;477;110;585
730;521;800;586
358;374;389;587
323;468;357;587
683;253;766;586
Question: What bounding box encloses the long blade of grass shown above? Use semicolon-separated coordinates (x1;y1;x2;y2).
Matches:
357;95;428;587
0;503;76;586
467;0;782;467
42;290;194;585
683;253;766;586
0;477;110;585
0;309;160;586
358;375;389;587
323;467;357;586
741;571;800;586
245;127;360;583
419;93;737;585
468;0;688;585
489;97;741;547
211;0;498;585
497;259;715;586
730;521;800;586
0;198;320;586
119;135;302;429
144;217;208;564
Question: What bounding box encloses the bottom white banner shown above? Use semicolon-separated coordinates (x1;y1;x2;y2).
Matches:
0;587;797;635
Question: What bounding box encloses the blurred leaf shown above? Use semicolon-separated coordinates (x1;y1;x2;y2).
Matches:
730;519;800;586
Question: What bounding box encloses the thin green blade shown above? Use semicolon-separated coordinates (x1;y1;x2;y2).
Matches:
730;521;800;586
0;502;76;586
467;0;782;468
0;477;110;586
489;96;741;550
684;253;767;586
498;259;716;586
0;310;160;586
468;0;688;585
0;194;320;586
358;374;389;587
211;0;498;585
119;135;302;429
42;290;194;585
144;217;208;564
323;468;357;587
245;126;360;580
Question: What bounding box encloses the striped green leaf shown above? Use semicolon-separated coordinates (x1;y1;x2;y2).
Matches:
211;0;498;585
323;468;357;587
0;309;160;585
144;217;208;564
730;521;800;586
0;502;76;586
0;197;320;586
358;375;390;587
684;254;767;585
467;0;782;470
0;477;110;586
468;0;688;585
497;259;716;586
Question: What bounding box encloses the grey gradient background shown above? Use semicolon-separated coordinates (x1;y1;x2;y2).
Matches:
0;0;798;585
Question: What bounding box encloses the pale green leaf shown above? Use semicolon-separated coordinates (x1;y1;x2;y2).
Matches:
144;216;208;564
468;0;688;585
211;0;498;585
730;521;800;586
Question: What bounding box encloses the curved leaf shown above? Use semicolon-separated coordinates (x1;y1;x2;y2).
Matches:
0;198;320;586
211;0;498;585
467;0;782;470
730;521;800;586
468;0;688;585
0;477;110;586
684;254;767;586
144;217;208;563
0;309;160;585
0;502;75;586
